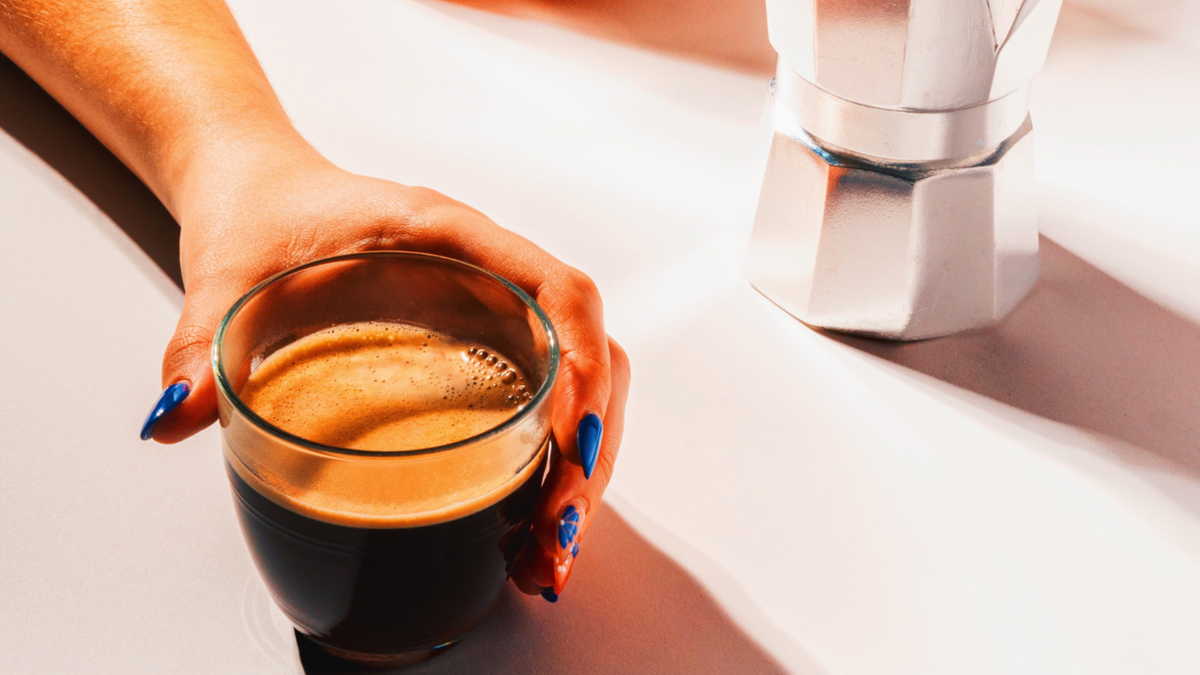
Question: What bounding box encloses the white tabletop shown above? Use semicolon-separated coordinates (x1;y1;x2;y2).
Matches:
2;1;1199;673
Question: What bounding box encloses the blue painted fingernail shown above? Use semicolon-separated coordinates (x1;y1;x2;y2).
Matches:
577;413;603;480
557;505;580;549
553;504;584;595
140;382;190;440
541;587;558;603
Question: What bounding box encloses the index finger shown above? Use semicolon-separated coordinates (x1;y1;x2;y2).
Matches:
382;192;613;474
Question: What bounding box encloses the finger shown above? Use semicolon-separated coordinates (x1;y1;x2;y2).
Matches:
510;337;631;600
506;436;563;596
538;266;613;479
141;282;243;443
498;518;542;595
377;196;614;474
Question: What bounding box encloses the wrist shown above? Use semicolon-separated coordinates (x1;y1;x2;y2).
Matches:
166;119;331;227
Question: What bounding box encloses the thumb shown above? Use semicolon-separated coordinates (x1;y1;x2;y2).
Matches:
141;287;231;444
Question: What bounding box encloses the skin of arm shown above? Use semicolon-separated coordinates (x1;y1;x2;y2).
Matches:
0;0;629;597
0;0;308;211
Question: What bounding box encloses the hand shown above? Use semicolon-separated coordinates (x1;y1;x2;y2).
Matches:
144;134;630;598
4;0;624;599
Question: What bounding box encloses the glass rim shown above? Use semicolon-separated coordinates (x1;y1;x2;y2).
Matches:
211;250;560;459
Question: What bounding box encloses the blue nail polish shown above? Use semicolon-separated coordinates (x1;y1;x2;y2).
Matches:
140;382;190;440
541;587;558;603
577;413;603;479
557;505;580;549
553;504;585;596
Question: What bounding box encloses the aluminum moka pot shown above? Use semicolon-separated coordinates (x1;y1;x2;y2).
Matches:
747;0;1064;340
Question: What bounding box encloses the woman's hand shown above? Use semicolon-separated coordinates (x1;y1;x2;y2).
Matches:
2;0;625;599
146;135;629;599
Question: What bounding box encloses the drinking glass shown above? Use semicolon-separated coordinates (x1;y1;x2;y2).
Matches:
212;251;558;667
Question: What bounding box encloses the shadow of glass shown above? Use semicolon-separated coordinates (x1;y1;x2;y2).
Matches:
0;53;182;288
297;504;789;675
824;236;1200;475
1;49;790;675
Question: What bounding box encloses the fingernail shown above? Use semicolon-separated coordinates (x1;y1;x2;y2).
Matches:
140;382;190;441
553;503;584;595
541;587;558;603
577;413;603;480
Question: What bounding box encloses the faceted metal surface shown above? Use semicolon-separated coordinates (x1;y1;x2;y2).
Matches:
747;109;1039;341
764;0;1064;110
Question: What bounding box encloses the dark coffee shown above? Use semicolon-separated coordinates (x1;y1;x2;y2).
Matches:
227;456;542;662
226;321;546;664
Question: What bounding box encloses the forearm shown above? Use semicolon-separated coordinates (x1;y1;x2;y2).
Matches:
0;0;312;215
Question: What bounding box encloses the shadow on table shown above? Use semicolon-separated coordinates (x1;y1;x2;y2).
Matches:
297;504;790;675
429;0;776;75
0;50;792;675
0;53;182;289
824;236;1200;476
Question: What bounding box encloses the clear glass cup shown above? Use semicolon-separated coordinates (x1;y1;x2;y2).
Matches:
212;251;558;667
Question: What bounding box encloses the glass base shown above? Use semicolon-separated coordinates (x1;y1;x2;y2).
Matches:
295;631;464;670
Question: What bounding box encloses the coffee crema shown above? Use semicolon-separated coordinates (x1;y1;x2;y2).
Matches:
226;321;546;529
239;321;533;452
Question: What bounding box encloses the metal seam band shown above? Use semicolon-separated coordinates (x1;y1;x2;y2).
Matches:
774;64;1030;164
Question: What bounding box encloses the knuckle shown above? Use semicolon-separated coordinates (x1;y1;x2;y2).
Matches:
375;186;475;248
593;442;617;484
163;323;215;374
402;185;445;206
349;219;401;253
540;268;604;337
396;186;457;224
284;227;323;267
560;347;609;387
607;339;630;377
562;267;601;303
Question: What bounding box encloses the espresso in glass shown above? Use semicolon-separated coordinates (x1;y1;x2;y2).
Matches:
213;253;558;667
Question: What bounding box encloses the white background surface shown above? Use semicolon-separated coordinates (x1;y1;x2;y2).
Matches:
2;1;1199;673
